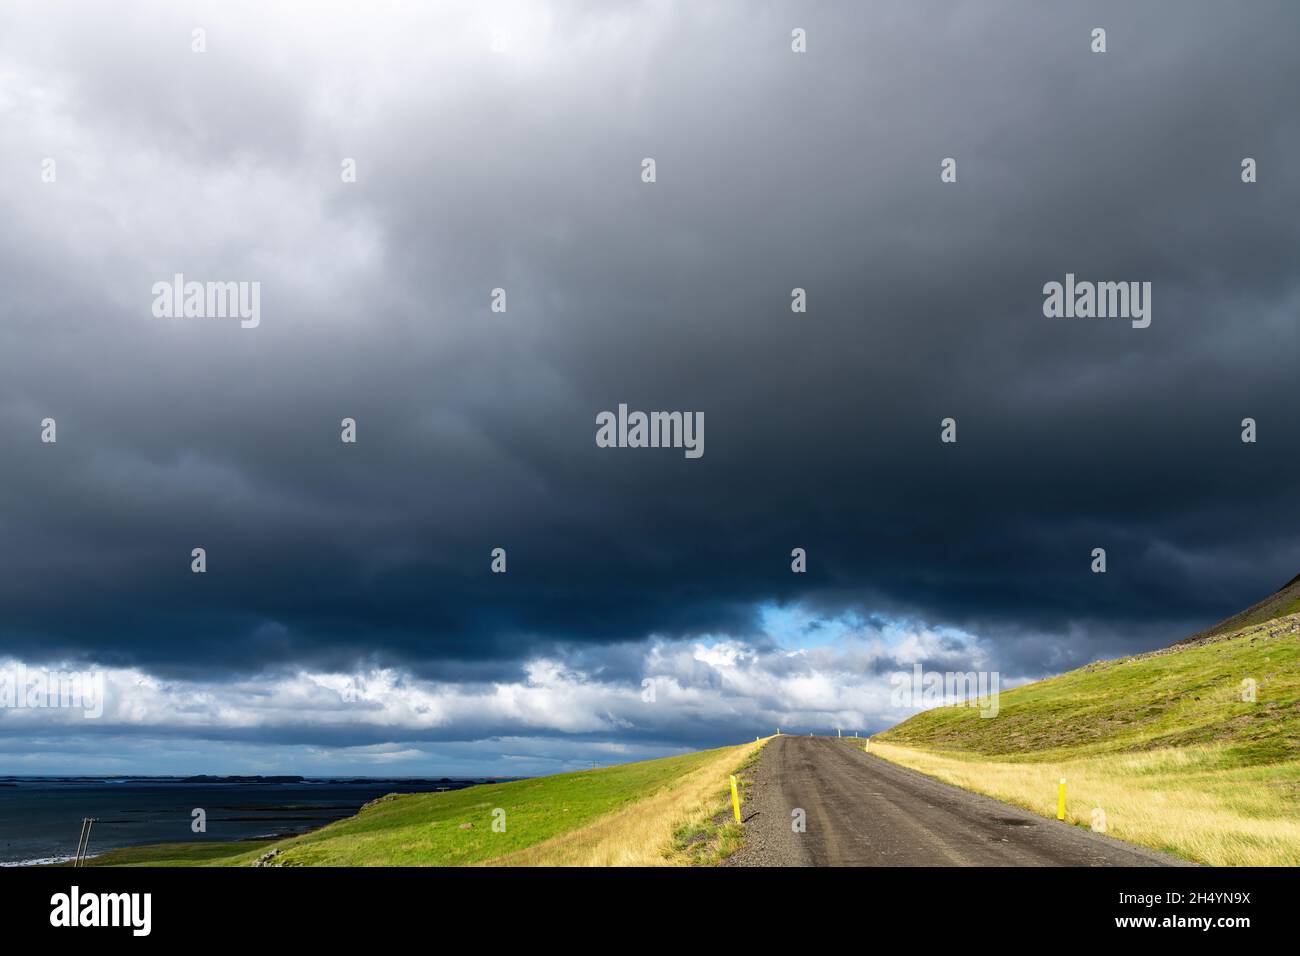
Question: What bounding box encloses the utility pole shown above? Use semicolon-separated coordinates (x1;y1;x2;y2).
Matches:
74;818;89;866
74;817;98;867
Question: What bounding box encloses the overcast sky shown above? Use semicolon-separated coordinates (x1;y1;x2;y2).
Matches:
1;0;1298;776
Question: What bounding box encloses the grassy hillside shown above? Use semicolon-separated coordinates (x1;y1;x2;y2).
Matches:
879;614;1300;764
84;740;762;867
873;608;1300;865
1177;573;1300;643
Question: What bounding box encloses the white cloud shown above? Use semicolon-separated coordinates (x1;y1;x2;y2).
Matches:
0;618;1011;746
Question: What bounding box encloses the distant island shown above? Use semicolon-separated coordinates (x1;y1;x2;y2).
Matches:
180;775;307;784
172;775;501;785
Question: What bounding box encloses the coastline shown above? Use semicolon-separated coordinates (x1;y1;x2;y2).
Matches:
2;777;500;868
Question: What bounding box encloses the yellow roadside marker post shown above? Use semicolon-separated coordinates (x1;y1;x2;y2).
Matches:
729;775;742;824
1057;778;1067;821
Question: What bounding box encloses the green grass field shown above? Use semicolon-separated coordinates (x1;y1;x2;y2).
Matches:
82;744;752;867
75;840;275;867
879;617;1300;766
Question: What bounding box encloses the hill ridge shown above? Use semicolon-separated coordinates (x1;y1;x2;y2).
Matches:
1176;573;1300;645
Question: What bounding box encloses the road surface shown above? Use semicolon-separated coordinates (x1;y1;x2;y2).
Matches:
727;736;1189;866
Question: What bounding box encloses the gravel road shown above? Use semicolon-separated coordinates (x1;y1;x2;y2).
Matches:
726;736;1191;867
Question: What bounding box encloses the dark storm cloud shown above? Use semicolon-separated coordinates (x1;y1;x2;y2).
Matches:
2;0;1299;700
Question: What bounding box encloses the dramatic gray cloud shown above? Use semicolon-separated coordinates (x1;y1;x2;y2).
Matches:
1;0;1297;771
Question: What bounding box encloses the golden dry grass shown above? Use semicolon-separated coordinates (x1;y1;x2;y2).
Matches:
869;740;1300;866
488;738;764;866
